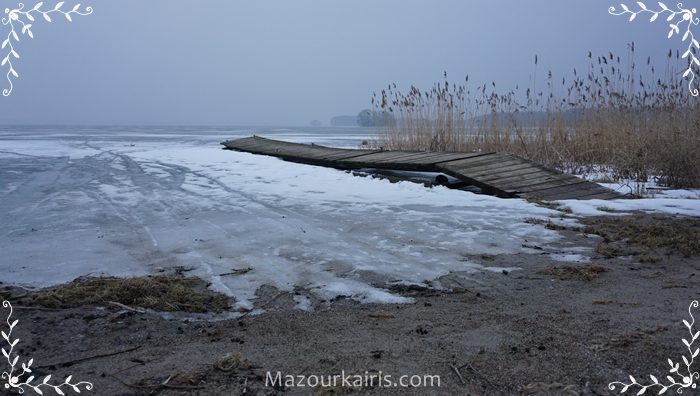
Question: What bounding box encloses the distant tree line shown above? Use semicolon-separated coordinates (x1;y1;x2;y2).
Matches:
356;109;396;127
330;110;396;127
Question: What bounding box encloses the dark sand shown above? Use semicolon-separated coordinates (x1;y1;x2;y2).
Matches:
2;213;699;395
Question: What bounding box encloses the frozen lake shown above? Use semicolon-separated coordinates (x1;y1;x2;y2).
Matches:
4;125;690;310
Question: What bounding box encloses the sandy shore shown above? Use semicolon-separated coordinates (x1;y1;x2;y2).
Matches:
2;213;699;395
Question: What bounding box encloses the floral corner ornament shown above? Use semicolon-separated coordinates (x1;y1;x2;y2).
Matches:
2;300;93;394
1;2;93;97
609;300;699;395
609;2;700;96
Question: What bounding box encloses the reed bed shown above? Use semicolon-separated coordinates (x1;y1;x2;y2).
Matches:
371;46;700;188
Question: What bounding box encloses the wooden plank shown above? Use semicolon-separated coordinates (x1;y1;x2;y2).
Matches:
576;191;625;200
437;169;517;198
306;150;363;160
311;150;382;161
468;162;544;177
521;182;611;200
224;140;273;151
224;139;340;157
480;169;560;187
272;149;349;162
477;167;552;182
223;137;257;145
226;137;338;154
549;190;620;200
226;139;378;166
274;146;345;156
354;151;452;164
234;137;298;149
486;171;567;188
332;151;429;163
336;152;432;163
534;185;623;200
496;177;570;192
506;179;589;193
340;152;484;168
438;159;519;180
338;159;437;172
505;178;588;194
574;186;625;198
494;173;578;191
446;159;530;176
436;153;506;169
399;152;488;165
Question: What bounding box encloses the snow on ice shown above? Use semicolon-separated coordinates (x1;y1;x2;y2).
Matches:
1;127;698;310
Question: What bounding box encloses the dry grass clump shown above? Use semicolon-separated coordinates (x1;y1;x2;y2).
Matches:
27;275;231;313
589;326;667;353
213;352;251;373
638;254;662;263
595;242;633;258
537;264;608;282
584;215;700;258
372;45;700;188
524;217;580;232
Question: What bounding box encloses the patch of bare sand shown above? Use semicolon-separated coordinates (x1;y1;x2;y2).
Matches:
2;213;699;395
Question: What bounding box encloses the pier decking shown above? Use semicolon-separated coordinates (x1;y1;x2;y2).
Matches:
221;136;622;201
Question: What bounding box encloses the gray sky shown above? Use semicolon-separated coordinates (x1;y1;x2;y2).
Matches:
0;0;679;126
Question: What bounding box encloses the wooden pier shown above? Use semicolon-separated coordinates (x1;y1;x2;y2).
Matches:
221;136;622;201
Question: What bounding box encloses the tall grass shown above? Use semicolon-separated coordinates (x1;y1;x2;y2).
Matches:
372;46;700;188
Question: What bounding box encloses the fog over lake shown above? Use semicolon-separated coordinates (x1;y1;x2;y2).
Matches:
0;0;676;126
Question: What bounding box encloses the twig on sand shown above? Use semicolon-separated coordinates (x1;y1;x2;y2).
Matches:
449;364;466;385
239;292;285;319
110;362;145;377
449;360;502;391
219;267;253;277
462;361;500;390
368;311;395;319
37;345;142;369
260;292;284;308
113;375;205;392
108;301;147;313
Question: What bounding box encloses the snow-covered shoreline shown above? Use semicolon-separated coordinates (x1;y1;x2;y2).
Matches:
1;127;698;310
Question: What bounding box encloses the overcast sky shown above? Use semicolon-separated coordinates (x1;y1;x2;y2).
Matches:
0;0;680;126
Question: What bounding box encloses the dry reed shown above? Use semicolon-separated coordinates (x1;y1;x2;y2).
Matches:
372;45;700;188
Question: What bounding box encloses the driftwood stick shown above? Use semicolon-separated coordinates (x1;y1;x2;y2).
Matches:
110;362;145;376
239;292;284;319
219;268;253;277
107;301;147;313
114;375;205;392
37;345;142;369
463;362;500;390
449;364;466;385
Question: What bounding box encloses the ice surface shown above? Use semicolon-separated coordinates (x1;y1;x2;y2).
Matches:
1;126;697;309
